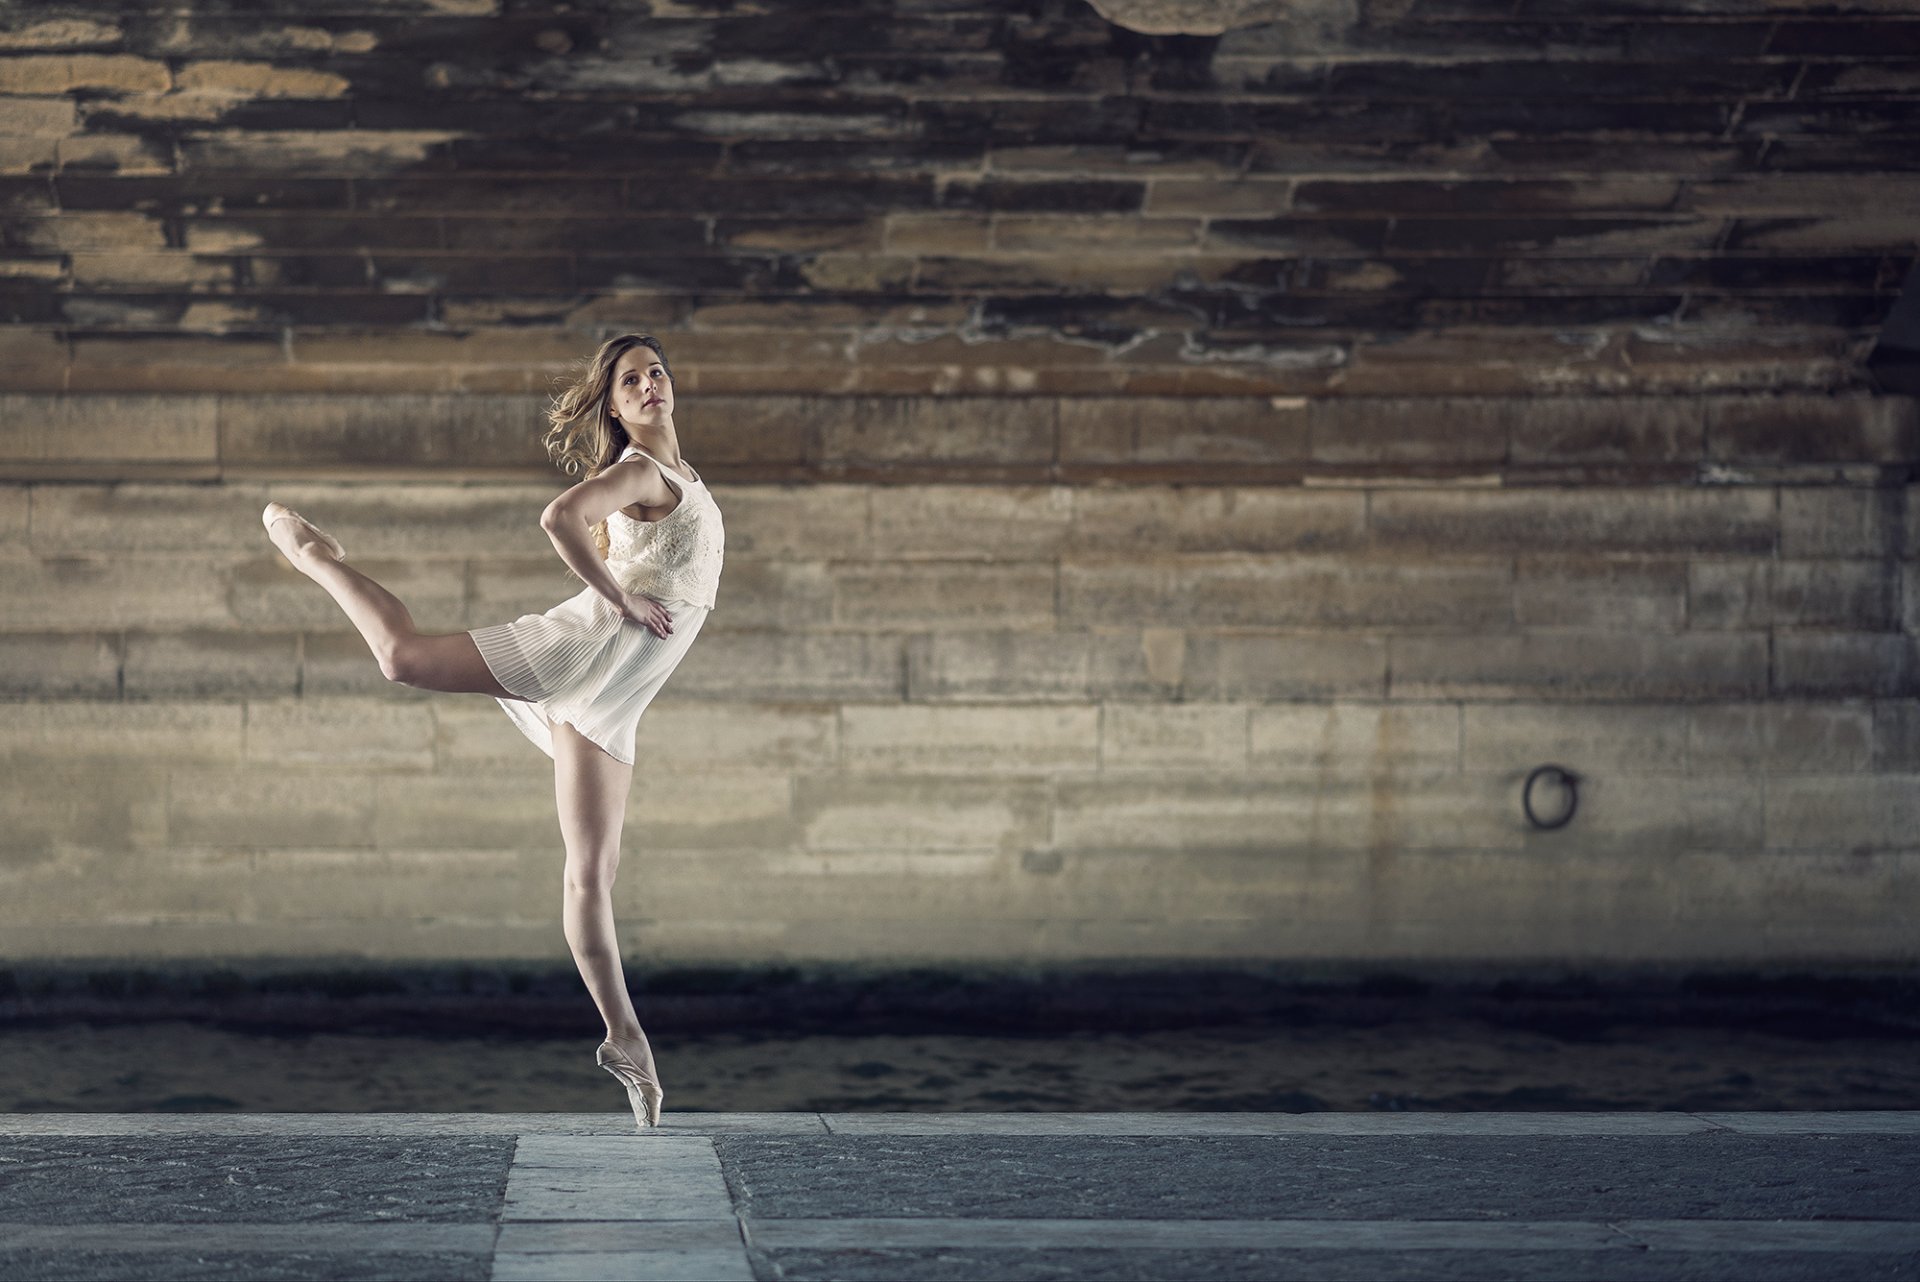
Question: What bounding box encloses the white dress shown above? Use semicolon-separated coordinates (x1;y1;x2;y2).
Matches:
467;442;724;765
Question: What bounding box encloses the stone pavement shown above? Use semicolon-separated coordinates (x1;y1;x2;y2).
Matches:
2;1112;1917;1281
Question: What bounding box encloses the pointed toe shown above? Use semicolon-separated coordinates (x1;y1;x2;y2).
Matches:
262;502;346;562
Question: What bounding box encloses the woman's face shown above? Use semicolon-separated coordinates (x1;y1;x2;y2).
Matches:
610;348;673;427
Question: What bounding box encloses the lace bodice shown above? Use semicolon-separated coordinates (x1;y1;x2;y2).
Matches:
606;444;724;609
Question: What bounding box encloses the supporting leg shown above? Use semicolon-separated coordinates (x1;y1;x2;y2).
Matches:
552;717;646;1043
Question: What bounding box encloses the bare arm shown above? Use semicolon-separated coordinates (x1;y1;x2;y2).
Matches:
539;459;680;636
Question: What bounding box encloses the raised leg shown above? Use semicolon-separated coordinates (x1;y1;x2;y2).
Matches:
267;512;524;700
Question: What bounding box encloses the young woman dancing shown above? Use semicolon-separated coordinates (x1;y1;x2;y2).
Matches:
259;333;723;1130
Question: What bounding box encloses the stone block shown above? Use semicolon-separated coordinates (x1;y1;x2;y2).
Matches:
0;558;233;630
249;846;548;926
1461;702;1687;773
220;393;555;470
698;560;835;632
821;397;1055;463
869;485;1072;560
715;485;869;560
1053;773;1524;852
1765;775;1920;849
243;698;436;769
1186;632;1387;700
1514;557;1687;630
123;629;298;699
1688;560;1770;629
168;767;377;848
68;251;230;288
466;559;586;628
431;701;551;768
883;213;992;253
1100;704;1248;770
625;769;798;849
2;845;253;927
667;632;905;701
636;701;838;770
0;632;120;698
10;211;167;253
1772;632;1916;698
0;700;242;764
831;562;1056;629
1058;396;1310;466
1309;398;1509;465
1067;488;1364;554
1770;560;1900;630
686;398;821;467
0;761;168;854
622;849;1023;925
1872;699;1920;771
992;215;1202;251
1780;487;1904;558
1390;630;1769;700
1250;702;1461;773
230;556;466;632
905;631;1095;702
841;704;1098;774
0;395;218;464
1060;557;1510;628
1706;395;1919;463
373;772;555;850
1507;397;1704;463
1690;701;1875;773
262;482;553;558
0;97;76;135
1368;489;1776;555
0;136;56;172
0;487;22;555
795;774;1050;852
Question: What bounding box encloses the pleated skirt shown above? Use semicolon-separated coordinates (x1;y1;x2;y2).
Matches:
467;584;710;766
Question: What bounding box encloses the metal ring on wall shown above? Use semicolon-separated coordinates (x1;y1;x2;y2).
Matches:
1522;763;1581;830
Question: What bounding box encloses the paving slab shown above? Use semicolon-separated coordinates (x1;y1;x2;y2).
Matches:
819;1111;1725;1136
0;1113;1914;1282
713;1133;1920;1222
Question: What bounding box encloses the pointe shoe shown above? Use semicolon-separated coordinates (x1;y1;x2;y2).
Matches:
596;1034;665;1130
262;502;346;562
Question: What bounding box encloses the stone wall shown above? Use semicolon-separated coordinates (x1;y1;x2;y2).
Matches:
2;392;1915;965
1;0;1917;967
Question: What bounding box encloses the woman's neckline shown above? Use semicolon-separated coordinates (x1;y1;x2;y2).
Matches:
624;442;698;486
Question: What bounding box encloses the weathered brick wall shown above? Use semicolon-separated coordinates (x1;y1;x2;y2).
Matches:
2;0;1917;966
2;393;1915;964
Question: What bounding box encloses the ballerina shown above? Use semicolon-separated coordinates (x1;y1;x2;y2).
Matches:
261;333;724;1130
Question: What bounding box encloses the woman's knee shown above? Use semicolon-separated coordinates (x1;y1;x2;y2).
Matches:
377;637;417;686
563;853;620;896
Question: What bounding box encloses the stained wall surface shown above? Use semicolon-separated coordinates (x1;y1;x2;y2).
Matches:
1;0;1916;966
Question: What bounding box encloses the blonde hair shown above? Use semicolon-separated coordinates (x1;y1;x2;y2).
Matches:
541;334;674;581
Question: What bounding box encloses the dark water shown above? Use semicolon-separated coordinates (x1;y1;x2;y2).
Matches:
5;966;1918;1114
8;1019;1920;1115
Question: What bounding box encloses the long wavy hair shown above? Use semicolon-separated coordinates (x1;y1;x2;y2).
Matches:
542;333;674;582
